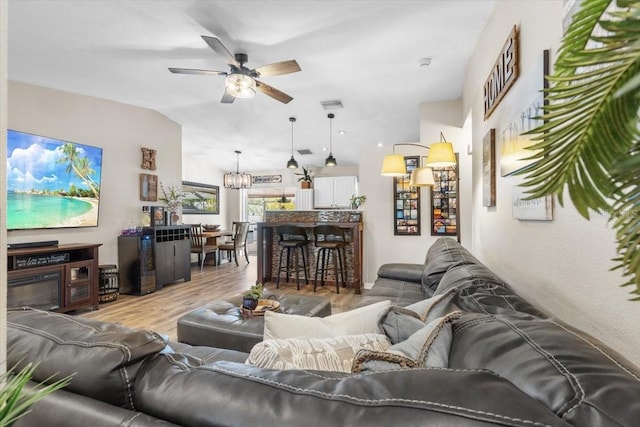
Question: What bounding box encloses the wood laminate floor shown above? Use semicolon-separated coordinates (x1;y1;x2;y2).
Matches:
81;256;364;340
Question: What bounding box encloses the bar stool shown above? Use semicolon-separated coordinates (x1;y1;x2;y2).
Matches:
313;225;347;294
275;225;310;290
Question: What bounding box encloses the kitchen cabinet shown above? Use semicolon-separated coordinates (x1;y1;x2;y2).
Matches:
313;176;358;209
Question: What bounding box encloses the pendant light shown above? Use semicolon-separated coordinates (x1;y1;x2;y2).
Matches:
286;117;299;169
223;150;252;189
325;113;337;167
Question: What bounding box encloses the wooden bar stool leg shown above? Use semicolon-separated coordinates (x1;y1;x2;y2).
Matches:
294;247;300;290
332;248;340;294
301;246;309;285
314;249;322;291
276;247;286;288
285;248;291;282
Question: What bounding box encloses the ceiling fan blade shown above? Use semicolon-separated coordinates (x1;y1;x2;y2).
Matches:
201;35;239;67
254;60;301;77
168;67;227;76
221;91;236;104
255;81;293;104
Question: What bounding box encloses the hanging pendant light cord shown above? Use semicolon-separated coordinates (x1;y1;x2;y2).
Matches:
329;114;333;154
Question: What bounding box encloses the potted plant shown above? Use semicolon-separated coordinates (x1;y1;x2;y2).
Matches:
242;283;263;310
1;363;71;425
350;194;366;210
295;166;313;189
160;183;185;225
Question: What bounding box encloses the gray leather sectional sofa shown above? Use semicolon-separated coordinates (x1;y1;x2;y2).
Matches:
7;237;640;426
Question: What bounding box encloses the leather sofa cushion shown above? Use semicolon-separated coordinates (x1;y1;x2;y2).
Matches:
134;357;569;426
421;237;479;292
365;278;426;303
376;263;424;283
435;264;546;317
449;313;640;426
7;308;166;409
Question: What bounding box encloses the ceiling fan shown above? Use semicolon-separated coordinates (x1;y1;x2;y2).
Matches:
169;35;301;104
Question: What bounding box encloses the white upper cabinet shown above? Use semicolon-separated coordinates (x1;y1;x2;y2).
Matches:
313;176;358;209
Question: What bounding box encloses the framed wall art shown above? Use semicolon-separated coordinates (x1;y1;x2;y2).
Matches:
431;155;459;237
140;173;158;202
393;156;420;236
181;181;220;215
483;129;496;207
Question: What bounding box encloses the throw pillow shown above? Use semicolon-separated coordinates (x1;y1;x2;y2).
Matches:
263;300;391;340
380;289;458;344
352;311;461;373
246;334;391;373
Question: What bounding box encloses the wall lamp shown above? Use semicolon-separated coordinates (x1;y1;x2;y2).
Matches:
381;133;456;186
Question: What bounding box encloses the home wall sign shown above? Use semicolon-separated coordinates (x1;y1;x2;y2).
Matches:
252;175;282;184
484;25;519;120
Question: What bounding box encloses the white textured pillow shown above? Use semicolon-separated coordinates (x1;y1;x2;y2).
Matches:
263;300;391;341
246;334;391;373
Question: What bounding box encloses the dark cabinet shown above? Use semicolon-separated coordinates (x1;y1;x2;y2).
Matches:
118;233;156;295
7;243;101;312
153;226;191;289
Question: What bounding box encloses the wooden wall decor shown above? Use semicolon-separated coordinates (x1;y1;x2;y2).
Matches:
483;129;496;207
141;147;157;170
140;173;158;202
483;25;519;120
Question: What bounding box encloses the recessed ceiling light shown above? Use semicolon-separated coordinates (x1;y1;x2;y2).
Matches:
419;57;432;67
338;130;346;135
377;142;383;147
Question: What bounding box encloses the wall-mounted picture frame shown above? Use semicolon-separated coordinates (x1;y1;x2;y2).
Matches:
141;147;156;170
431;155;459;237
181;181;220;215
252;175;282;184
393;156;420;236
512;187;553;221
483;129;496;207
140;173;158;202
349;212;362;223
150;206;166;227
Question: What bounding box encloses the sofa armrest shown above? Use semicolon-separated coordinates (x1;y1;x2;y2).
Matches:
377;263;423;283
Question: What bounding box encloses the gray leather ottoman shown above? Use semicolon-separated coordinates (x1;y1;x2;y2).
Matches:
177;293;331;352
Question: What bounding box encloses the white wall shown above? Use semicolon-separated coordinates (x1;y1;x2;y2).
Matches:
7;81;182;265
463;1;640;368
359;99;467;286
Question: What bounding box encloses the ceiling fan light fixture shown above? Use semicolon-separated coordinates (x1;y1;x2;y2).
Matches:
225;73;256;98
325;113;337;167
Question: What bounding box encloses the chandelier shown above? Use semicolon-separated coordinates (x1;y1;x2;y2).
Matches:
223;150;252;189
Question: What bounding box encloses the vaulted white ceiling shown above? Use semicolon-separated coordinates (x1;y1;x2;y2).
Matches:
7;0;495;172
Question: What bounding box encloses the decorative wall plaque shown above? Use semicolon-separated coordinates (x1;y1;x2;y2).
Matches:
483;129;496;207
141;147;157;170
483;25;519;120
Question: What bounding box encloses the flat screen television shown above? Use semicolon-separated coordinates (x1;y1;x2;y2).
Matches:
6;130;103;230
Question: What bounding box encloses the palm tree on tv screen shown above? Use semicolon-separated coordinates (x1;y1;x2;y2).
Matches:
57;143;100;198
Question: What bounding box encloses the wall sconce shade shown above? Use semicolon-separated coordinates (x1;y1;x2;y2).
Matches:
287;117;299;169
381;154;407;176
224;150;252;189
325;113;337;167
225;73;256;98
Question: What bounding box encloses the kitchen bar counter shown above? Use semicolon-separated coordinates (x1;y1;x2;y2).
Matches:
256;211;363;293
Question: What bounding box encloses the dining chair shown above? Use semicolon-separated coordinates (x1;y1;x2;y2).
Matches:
218;221;250;266
189;224;218;271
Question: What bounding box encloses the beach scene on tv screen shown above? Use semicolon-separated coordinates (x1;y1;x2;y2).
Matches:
6;130;103;230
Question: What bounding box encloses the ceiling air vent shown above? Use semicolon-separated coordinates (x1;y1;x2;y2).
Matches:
320;99;343;110
297;149;313;155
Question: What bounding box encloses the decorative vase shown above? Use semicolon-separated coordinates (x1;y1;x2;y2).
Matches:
301;181;311;189
242;297;259;310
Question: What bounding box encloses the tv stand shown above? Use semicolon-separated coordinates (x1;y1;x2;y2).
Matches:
7;243;102;312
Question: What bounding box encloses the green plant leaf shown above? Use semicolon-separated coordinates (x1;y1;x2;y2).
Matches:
518;0;640;296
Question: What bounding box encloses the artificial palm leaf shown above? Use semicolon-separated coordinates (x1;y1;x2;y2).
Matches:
518;0;640;297
0;363;71;426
